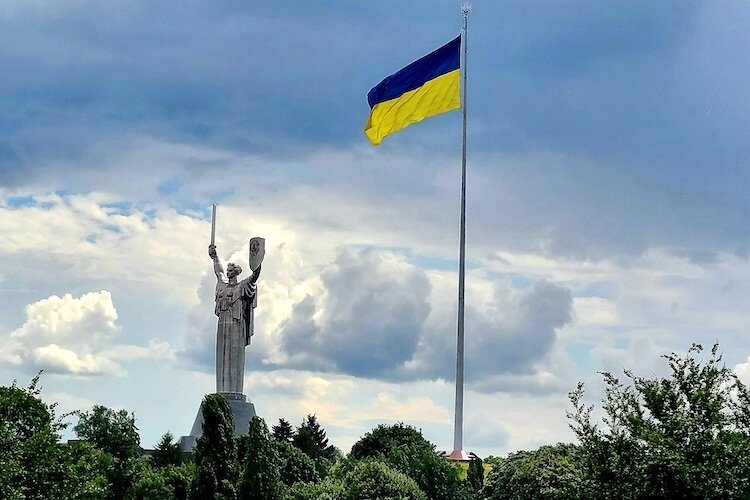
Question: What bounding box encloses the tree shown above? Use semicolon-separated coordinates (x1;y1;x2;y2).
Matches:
292;425;317;458
133;463;194;500
480;444;582;500
74;404;143;499
342;459;426;500
568;343;750;499
272;418;295;442
238;416;283;500
275;440;319;486
192;394;238;500
467;454;485;494
150;432;183;469
0;374;107;499
284;476;345;500
295;414;336;461
292;421;333;478
349;423;467;500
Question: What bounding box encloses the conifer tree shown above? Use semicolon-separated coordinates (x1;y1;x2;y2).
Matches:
272;417;295;442
192;394;238;500
297;414;335;460
151;432;183;469
467;454;485;493
238;416;282;499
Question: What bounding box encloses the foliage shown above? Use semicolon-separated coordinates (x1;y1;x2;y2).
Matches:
238;416;283;500
192;393;238;500
467;454;485;493
273;418;295;442
568;343;750;499
0;374;107;499
74;405;142;461
292;425;317;458
150;432;183;469
480;444;582;500
295;414;337;460
342;459;427;500
132;463;194;500
74;404;143;499
284;476;345;500
292;414;339;478
275;439;319;486
349;422;467;500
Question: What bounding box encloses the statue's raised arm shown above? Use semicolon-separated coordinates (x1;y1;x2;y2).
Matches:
208;244;227;283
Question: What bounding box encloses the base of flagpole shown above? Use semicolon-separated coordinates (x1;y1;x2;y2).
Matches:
445;449;472;462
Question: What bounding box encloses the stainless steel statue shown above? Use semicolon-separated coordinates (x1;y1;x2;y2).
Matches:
207;205;265;394
207;243;259;393
179;207;264;451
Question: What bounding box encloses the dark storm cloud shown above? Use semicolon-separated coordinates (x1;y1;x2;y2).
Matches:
1;1;717;173
4;0;749;259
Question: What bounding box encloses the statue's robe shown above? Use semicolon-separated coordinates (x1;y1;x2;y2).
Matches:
214;272;256;394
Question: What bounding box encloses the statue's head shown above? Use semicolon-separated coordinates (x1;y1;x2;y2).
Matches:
226;262;242;279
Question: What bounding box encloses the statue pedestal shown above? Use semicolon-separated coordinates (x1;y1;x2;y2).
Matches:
179;392;257;451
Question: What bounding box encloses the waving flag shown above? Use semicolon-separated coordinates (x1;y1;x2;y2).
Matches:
365;36;461;146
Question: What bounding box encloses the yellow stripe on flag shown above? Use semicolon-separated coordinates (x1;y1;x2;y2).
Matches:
365;69;461;146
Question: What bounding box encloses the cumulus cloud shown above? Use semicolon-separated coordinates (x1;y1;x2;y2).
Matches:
278;248;431;377
734;358;750;386
2;290;174;376
405;280;574;384
269;248;574;386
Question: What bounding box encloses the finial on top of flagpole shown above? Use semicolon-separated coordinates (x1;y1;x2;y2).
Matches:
461;3;471;16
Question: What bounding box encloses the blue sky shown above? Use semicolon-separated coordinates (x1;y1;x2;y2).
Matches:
2;0;750;456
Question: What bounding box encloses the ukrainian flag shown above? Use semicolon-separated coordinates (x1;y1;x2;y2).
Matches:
365;36;461;146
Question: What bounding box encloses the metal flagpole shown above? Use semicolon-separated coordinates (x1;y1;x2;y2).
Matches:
450;3;470;461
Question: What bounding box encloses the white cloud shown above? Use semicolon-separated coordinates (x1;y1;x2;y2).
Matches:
735;358;750;386
31;344;119;376
2;290;174;376
573;297;620;327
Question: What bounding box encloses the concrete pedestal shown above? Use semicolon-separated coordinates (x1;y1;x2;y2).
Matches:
179;392;256;451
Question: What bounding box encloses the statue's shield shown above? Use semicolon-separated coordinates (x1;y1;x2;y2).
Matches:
248;237;265;272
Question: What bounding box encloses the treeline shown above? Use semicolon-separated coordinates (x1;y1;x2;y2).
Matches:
0;376;471;499
4;343;750;499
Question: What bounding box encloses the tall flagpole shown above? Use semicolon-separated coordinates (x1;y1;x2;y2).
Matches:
450;3;470;461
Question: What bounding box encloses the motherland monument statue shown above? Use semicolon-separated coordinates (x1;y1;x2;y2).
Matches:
180;205;265;451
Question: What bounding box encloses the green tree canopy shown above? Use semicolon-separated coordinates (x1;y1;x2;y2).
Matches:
74;404;143;500
149;432;183;469
342;459;427;500
192;393;238;500
480;444;582;500
272;418;295;442
1;374;107;499
296;414;337;461
132;463;194;500
74;405;141;461
569;343;750;499
238;416;282;500
275;439;319;487
349;422;467;500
